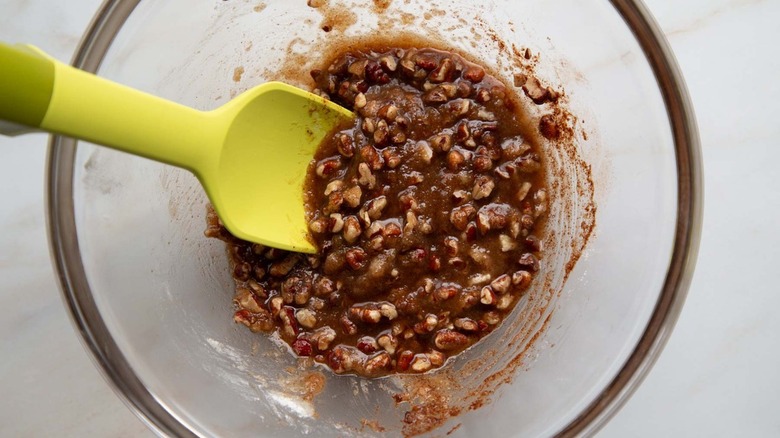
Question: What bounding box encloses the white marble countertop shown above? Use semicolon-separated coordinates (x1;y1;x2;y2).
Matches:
1;0;778;436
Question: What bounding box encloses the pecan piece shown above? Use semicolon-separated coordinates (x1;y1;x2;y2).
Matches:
377;333;398;354
377;104;398;121
356;336;379;354
292;339;313;356
233;262;251;281
430;132;453;152
379;302;399;320
365;196;388;220
316;157;341;178
443;236;460;256
279;306;299;338
357;162;376;189
512;270;533;289
423;86;448;104
345;248;367;270
483;311;501;325
475;88;491;103
522;76;559;104
379;55;398;72
328;213;345;233
309;217;327;234
324;179;344;196
428;350;446;367
434;329;469;351
353;92;367;109
340;314;358;335
410;354;432;373
327;345;356;374
347;59;368;78
415;141;434;164
472;175;496;200
490;274;512;294
396;350;414;372
414;313;439;333
450;204;476;231
462;66;485;83
454;317;479;332
269;255;299;277
515;181;533;202
499;234;518;252
476;203;512;234
382;149;402;168
433;284;458;301
518;252;540;272
364;352;392;376
366;61;391;84
349;304;382;323
496;294;514;310
233;308;273;333
480;286;496;305
343;185;363;208
295;308;317;329
342;216;362;244
446;149;466;170
428;58;453;83
311;326;337;351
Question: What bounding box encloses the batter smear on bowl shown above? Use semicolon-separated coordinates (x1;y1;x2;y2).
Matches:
206;47;549;377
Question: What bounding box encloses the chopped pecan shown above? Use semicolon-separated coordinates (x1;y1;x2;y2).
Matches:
434;329;469;351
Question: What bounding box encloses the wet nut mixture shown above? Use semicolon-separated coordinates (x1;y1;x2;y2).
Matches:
206;47;548;377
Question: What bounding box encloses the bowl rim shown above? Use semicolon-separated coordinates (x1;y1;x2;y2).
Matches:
46;0;702;436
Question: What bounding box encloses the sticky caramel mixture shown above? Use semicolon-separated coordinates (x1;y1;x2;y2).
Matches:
206;47;548;377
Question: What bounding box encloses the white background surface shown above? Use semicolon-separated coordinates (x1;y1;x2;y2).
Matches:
1;0;778;436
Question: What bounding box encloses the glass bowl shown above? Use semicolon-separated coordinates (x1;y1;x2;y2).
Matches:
47;0;701;436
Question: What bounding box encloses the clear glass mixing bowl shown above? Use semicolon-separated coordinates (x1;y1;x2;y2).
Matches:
47;0;701;436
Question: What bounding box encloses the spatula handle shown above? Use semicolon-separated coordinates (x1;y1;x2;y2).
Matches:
0;44;55;134
0;43;216;172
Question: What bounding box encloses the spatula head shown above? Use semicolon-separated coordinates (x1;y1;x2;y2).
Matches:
203;82;352;253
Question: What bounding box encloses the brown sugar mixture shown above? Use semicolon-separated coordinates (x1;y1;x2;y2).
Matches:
206;47;548;378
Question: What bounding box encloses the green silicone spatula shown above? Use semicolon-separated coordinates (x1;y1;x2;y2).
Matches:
0;43;353;254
